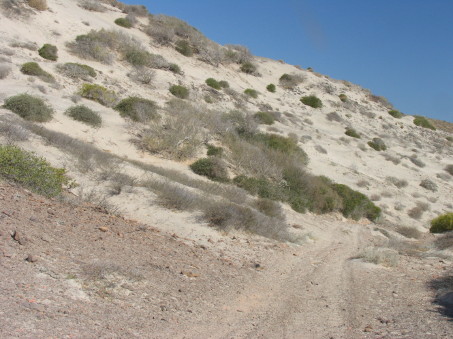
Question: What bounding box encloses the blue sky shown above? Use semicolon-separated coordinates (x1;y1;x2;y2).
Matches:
123;0;453;122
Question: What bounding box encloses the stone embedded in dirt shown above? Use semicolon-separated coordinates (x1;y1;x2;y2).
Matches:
12;230;26;245
437;291;453;307
98;227;109;232
364;325;373;332
26;254;38;263
181;271;199;278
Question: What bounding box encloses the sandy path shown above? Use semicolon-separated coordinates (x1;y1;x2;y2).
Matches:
176;222;367;339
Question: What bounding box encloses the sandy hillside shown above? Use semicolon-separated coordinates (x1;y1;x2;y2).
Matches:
0;0;452;338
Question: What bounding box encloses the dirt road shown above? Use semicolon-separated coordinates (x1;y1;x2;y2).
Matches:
1;182;451;338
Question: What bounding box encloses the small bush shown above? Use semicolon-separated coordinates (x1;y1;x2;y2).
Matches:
332;183;381;221
3;93;53;122
408;202;429;220
175;39;193;56
206;144;223;157
413;116;436;130
65;105;101;127
205;78;221;90
396;226;422;239
114;97;159;123
20;62;54;82
326;112;343;122
430;213;453;233
190;157;228;181
368;138;387;151
301;95;322;108
114;17;133;28
244;88;258;98
240;62;257;74
386;176;408;188
409;155;425;168
56;62;96;80
420;179;438;192
0;64;11;79
28;0;47;11
446;136;453;142
388;110;403;119
218;80;229;89
266;84;276;93
0;145;68;197
80;0;106;12
345;128;360;138
444;164;453;176
127;67;154;84
38;44;58;61
339;94;347;102
79;83;118;107
169;85;189;99
169;63;181;74
279;73;304;89
254;111;275;125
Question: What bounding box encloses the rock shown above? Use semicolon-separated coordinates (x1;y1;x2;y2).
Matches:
364;325;373;332
98;227;109;232
181;271;199;278
437;291;453;307
12;230;26;245
26;254;38;263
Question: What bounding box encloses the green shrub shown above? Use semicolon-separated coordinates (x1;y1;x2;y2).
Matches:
79;83;118;107
345;128;361;138
123;48;152;67
114;17;132;28
368;138;387;151
266;84;276;93
388;110;403;118
254;134;305;159
20;62;54;82
0;145;68;197
206;144;223;157
169;63;181;74
254;111;275;125
57;62;96;80
413;116;436;130
218;80;229;89
244;88;258;98
446;136;453;142
279;73;303;89
339;94;347;102
3;93;53;122
65;105;102;127
169;85;189;99
175;39;193;56
205;78;221;90
240;62;257;74
38;43;58;61
114;96;159;123
332;183;381;221
430;213;453;233
233;175;282;201
301;95;323;108
190;157;228;181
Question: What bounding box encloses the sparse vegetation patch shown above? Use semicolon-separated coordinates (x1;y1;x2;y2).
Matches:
114;97;159;123
413;116;436;130
20;62;54;82
114;17;133;28
266;84;276;93
388;110;403;118
38;43;58;61
57;62;96;80
368;138;387;151
65;105;102;127
301;95;322;108
244;88;258;98
3;93;53;122
0;145;68;197
79;83;118;107
430;213;453;233
169;85;189;99
345;128;361;138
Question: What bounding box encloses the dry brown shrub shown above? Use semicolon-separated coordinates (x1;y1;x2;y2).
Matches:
28;0;47;11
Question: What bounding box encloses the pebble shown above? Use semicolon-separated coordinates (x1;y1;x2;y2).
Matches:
26;254;38;263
